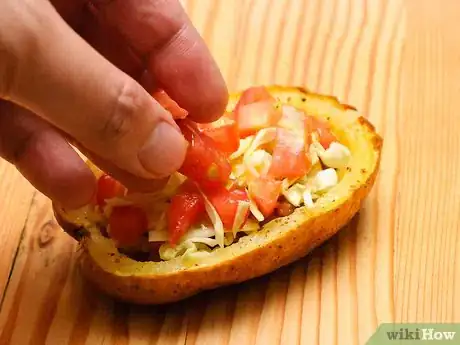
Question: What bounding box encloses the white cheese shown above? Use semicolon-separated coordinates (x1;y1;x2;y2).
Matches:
303;189;315;208
283;183;306;207
319;142;351;168
314;168;339;192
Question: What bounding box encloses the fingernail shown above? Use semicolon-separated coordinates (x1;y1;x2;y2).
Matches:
138;122;187;177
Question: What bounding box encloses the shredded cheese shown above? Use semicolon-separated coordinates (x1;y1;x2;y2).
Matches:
283;183;306;207
303;189;315;208
247;191;265;222
244;149;272;177
243;128;277;160
229;136;254;160
198;187;225;248
232;201;250;236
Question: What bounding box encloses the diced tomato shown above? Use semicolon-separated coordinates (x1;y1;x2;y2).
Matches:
308;116;337;149
167;181;205;245
177;179;201;194
177;119;232;190
235;86;276;110
208;187;250;230
316;128;336;149
236;101;281;138
196;111;236;131
96;174;126;206
278;104;313;146
233;86;280;138
269;106;312;179
198;116;240;155
268;128;311;179
248;176;282;217
108;206;148;246
202;123;239;154
152;90;188;119
304;114;314;148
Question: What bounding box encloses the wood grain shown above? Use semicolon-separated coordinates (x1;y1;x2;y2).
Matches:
0;162;35;304
395;0;460;323
0;0;459;344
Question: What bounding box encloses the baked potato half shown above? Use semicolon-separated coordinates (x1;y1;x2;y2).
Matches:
54;86;382;304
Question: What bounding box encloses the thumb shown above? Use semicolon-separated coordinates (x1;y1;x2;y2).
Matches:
0;1;188;179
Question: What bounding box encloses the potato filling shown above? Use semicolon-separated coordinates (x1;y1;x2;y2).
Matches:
86;88;352;262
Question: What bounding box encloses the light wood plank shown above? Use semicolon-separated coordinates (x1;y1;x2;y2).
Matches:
0;162;35;303
0;0;459;344
394;0;460;323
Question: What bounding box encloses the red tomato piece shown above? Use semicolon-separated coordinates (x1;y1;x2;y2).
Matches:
196;111;235;131
236;101;281;138
248;176;282;217
234;86;279;138
278;105;313;146
201;123;239;155
269;106;312;179
208;187;250;230
96;174;126;206
167;182;205;245
108;206;148;247
316;128;336;149
268;128;311;180
235;86;276;110
304;115;314;148
178;120;232;190
198;116;240;155
308;116;337;149
152;90;188;119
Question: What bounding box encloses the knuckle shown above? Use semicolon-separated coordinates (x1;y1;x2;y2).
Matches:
100;80;146;144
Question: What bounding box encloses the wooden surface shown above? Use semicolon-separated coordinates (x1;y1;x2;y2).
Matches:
0;0;459;344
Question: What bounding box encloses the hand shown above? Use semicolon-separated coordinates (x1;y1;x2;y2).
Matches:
0;0;228;209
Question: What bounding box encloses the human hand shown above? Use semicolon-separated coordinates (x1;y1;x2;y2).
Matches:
0;0;228;209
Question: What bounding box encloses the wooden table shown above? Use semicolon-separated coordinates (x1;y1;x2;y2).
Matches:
0;0;459;344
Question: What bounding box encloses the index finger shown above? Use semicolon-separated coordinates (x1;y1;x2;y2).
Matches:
89;0;228;123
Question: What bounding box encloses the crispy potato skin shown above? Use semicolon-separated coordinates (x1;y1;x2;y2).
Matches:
54;86;383;305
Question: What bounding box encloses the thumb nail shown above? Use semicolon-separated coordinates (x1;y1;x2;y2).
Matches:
138;121;187;177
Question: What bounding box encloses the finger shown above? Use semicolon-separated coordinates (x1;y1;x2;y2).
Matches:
68;140;168;193
77;7;144;79
50;0;144;79
1;0;188;179
89;0;228;123
50;0;86;28
0;102;95;209
89;154;168;193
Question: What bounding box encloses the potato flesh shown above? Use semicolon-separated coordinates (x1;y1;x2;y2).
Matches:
57;86;381;278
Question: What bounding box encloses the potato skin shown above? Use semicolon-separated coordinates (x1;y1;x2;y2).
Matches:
54;86;383;305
